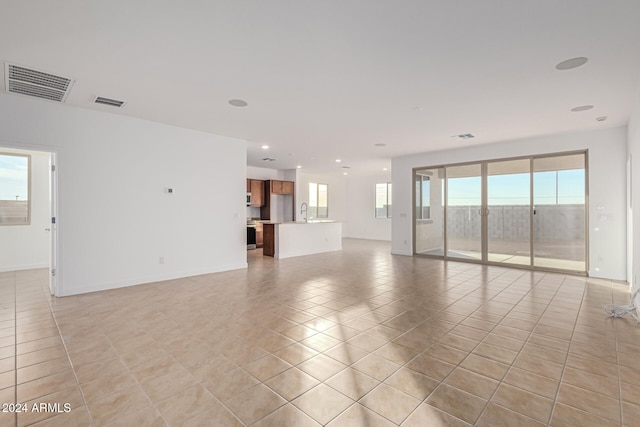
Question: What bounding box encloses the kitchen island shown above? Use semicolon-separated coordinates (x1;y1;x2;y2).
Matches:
263;221;342;259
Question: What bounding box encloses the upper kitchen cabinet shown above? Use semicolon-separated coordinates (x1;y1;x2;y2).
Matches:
247;179;264;206
270;180;294;195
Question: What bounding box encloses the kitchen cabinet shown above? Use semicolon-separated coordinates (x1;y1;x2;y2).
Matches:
247;179;264;207
263;223;275;256
270;180;294;195
256;222;264;248
261;180;295;220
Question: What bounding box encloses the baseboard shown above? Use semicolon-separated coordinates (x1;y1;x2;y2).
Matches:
0;263;49;273
58;262;248;297
391;250;413;256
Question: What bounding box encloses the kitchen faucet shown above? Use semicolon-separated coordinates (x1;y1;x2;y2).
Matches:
300;202;308;222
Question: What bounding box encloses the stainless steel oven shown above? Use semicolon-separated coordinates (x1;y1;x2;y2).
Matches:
247;221;256;249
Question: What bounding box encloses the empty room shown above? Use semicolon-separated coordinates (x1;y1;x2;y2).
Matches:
2;1;640;426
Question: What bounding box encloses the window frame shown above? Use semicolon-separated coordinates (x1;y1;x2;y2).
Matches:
415;173;431;221
0;152;32;226
375;182;392;218
309;182;329;219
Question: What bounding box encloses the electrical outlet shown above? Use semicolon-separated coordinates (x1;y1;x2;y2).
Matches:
159;256;165;264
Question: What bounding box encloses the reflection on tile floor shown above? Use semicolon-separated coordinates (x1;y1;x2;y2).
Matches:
1;238;639;426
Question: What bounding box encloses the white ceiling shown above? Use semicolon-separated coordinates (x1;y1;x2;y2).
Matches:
2;1;640;175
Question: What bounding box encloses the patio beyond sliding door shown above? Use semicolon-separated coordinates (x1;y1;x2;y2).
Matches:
446;163;483;261
533;153;587;272
487;158;531;266
414;151;587;274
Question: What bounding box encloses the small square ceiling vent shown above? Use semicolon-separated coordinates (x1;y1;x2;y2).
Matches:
4;63;74;102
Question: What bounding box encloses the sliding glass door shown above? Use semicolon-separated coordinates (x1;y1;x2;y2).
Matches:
487;159;531;266
533;154;586;272
414;151;587;274
446;164;482;261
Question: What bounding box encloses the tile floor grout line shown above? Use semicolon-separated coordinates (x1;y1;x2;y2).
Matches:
473;271;563;426
424;268;554;426
3;243;637;426
544;275;586;427
345;265;533;425
43;286;95;427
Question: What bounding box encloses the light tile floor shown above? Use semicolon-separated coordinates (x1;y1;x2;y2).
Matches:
1;238;639;426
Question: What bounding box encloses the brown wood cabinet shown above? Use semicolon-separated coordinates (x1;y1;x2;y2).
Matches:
263;223;275;256
270;180;294;195
246;179;264;207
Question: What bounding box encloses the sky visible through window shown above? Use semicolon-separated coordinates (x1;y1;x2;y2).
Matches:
447;169;584;206
0;154;29;201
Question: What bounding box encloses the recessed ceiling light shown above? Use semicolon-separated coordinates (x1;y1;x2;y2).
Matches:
343;172;348;175
335;159;341;163
383;168;388;171
596;116;607;122
374;143;386;147
261;145;269;149
228;99;248;107
571;105;594;112
297;165;302;169
555;57;588;71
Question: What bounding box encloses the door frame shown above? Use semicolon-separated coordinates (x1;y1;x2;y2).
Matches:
0;143;60;294
413;149;589;275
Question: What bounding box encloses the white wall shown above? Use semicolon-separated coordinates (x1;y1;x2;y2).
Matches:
246;166;284;181
0;95;247;296
392;127;628;281
344;171;392;241
628;87;640;296
0;148;50;272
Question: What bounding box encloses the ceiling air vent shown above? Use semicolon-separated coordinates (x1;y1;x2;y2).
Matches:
451;133;476;140
5;63;73;102
94;96;125;108
262;157;277;162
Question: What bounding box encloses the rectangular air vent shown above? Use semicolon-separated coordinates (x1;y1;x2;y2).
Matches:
5;63;73;102
451;133;476;140
262;157;277;162
94;96;125;108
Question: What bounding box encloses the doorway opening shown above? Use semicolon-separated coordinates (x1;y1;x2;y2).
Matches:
0;146;57;294
414;151;588;274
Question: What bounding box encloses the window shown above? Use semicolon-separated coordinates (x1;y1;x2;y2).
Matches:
309;182;328;218
415;173;431;220
375;183;392;218
0;153;31;225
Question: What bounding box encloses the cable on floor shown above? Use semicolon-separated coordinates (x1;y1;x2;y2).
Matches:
604;289;640;324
